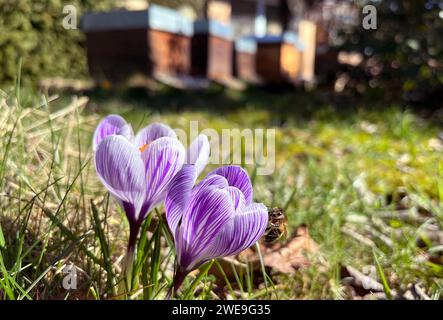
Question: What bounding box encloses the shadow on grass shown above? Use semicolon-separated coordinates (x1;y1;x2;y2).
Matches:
82;84;405;123
39;79;443;130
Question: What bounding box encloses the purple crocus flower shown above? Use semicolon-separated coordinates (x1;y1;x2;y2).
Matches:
165;165;268;294
93;115;210;253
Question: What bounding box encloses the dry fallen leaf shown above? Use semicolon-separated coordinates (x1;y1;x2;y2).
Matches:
210;226;319;283
245;226;318;274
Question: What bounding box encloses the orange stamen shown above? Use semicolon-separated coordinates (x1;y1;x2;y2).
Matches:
139;143;149;153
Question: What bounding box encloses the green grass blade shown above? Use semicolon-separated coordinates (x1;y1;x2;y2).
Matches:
91;200;115;296
183;260;215;300
373;249;392;300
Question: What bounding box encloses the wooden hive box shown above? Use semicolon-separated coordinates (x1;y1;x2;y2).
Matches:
255;32;305;85
233;36;260;83
191;20;234;82
206;0;232;25
82;5;193;84
298;20;317;83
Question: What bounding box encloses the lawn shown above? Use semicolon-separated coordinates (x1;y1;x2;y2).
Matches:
0;84;442;299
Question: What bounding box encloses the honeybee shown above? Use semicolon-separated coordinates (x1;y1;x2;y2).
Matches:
262;207;287;244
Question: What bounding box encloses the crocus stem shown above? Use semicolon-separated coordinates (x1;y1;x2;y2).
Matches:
118;248;135;299
119;223;140;298
127;223;140;254
166;269;187;299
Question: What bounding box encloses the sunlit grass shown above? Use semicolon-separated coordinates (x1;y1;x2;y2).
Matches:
0;84;442;299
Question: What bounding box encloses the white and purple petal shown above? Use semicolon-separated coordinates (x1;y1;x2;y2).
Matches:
93;115;133;151
176;187;234;271
212;166;253;204
141;137;185;217
191;173;229;199
186;134;210;177
165;165;197;237
134;123;177;149
224;202;268;256
204;202;268;258
94;135;146;222
225;186;246;212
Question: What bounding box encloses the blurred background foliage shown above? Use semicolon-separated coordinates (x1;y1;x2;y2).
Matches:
0;0;205;85
339;0;443;107
0;0;116;84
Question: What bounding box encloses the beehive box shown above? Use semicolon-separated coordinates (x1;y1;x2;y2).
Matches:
233;36;260;83
191;20;234;82
206;0;232;25
298;20;317;82
255;32;305;85
82;5;193;83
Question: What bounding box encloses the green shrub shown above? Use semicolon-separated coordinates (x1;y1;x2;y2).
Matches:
339;0;443;104
0;0;115;85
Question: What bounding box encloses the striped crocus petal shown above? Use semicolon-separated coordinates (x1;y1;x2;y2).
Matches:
94;135;146;223
176;186;234;272
212;166;253;204
93;115;133;151
134;123;177;150
165;166;228;241
206;202;268;259
165;165;197;237
186;134;210;177
140;137;185;221
225;186;246;212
